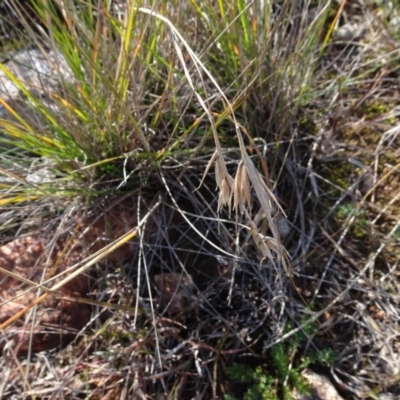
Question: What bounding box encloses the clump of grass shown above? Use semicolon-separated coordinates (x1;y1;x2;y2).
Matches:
0;0;289;261
1;0;400;399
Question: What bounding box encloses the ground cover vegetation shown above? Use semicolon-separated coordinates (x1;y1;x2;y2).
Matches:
0;0;399;398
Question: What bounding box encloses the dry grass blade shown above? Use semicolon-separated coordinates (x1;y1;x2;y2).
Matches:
160;170;238;259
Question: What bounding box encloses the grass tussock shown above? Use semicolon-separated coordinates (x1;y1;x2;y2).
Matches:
0;0;400;399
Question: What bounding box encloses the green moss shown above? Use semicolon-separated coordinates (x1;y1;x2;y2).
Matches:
321;161;353;195
363;100;395;121
336;203;370;240
225;317;338;400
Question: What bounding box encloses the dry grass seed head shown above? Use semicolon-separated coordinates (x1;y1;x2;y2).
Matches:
148;7;288;265
231;160;251;214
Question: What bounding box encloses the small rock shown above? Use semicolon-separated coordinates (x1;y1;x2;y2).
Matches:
0;48;74;149
275;213;291;239
358;169;375;196
293;370;344;400
333;23;365;42
0;48;73;100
